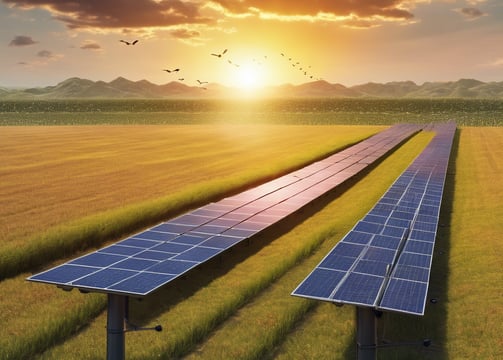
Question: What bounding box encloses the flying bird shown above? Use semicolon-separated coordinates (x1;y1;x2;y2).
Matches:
163;68;180;73
197;80;208;85
228;60;240;67
178;78;185;81
120;40;138;45
211;49;228;58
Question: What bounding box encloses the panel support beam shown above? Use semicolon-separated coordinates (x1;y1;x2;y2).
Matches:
356;307;377;360
107;294;127;360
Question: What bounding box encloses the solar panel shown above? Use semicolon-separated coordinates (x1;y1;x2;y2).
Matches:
28;123;422;297
292;122;456;316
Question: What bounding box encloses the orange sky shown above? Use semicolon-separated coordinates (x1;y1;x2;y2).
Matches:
1;0;502;91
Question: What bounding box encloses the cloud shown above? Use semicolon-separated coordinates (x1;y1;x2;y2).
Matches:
80;40;102;50
36;49;64;61
209;0;415;22
4;0;418;32
9;35;38;46
170;28;201;39
37;50;53;58
456;7;486;20
3;0;214;30
486;58;503;67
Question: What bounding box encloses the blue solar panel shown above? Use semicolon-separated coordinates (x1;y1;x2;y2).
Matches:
332;273;384;306
371;234;401;250
379;279;428;314
29;264;98;284
342;231;374;245
108;272;176;294
73;268;136;289
353;260;389;277
172;246;221;262
293;268;346;299
29;123;424;297
292;122;456;316
146;259;197;274
319;254;357;271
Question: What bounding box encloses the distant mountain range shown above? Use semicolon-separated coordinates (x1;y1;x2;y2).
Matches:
1;77;503;99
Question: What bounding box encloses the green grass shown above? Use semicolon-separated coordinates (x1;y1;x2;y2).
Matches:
0;98;502;125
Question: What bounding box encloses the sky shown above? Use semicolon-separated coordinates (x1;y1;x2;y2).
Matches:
1;0;502;91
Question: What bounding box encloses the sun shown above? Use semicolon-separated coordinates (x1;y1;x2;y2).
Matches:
234;63;264;90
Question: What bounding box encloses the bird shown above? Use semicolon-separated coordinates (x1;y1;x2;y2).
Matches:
163;68;180;73
120;40;138;45
178;78;185;81
197;80;208;85
211;49;227;58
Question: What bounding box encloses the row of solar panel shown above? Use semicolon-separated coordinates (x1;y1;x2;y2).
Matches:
292;122;456;315
28;124;423;296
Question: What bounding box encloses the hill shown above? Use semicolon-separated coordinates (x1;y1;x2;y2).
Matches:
1;77;503;99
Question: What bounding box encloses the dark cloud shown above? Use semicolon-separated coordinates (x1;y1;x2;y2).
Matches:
458;7;486;20
3;0;214;29
4;0;415;32
80;41;102;50
170;28;200;39
9;35;38;46
211;0;414;21
37;50;53;58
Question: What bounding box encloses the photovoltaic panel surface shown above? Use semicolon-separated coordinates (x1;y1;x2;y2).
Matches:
292;122;456;315
28;124;421;297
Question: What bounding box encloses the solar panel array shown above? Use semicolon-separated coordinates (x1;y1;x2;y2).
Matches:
28;124;421;297
292;122;456;315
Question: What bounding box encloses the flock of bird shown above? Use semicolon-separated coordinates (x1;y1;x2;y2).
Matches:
119;39;322;89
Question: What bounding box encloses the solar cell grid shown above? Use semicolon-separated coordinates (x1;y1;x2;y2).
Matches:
333;273;384;306
29;123;424;297
292;122;456;315
342;231;374;245
354;260;389;277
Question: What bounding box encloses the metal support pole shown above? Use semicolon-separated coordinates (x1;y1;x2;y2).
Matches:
356;307;377;360
107;294;126;360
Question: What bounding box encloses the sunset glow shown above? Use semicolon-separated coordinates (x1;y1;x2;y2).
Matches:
1;1;502;89
235;63;264;89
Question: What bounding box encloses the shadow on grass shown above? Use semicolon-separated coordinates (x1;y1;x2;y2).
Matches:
340;128;459;360
124;130;422;359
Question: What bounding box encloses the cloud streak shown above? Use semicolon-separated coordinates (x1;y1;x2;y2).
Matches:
457;7;486;20
37;50;53;58
9;35;37;46
3;0;214;30
80;40;102;50
3;0;418;33
210;0;415;22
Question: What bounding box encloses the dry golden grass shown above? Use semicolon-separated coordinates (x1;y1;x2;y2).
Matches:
444;127;503;359
0;125;380;248
3;125;501;359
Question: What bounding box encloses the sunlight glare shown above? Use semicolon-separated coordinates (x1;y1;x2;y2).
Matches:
235;63;263;90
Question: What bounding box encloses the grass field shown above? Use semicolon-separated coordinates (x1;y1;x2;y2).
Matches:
0;103;502;359
0;98;502;126
0;124;381;279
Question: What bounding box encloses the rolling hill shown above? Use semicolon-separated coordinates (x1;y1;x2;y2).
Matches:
1;77;503;99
